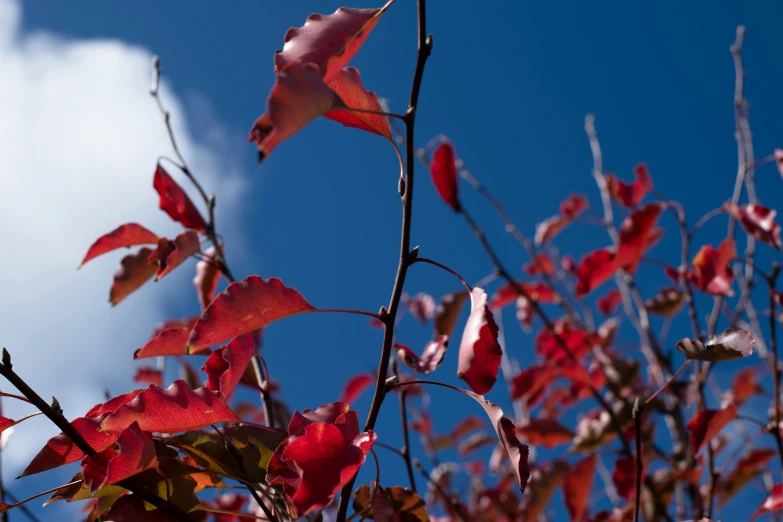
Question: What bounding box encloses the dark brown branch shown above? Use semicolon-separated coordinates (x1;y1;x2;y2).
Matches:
632;399;643;522
391;360;417;492
252;355;275;430
335;2;432;520
0;350;196;521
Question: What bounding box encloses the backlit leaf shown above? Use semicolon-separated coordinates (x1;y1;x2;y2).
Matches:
563;455;597;522
153;164;208;233
597;289;622;315
189;275;316;353
719;448;775;507
395;335;448;375
687;404;738;453
490;281;557;310
82;422;157;492
406;292;436;324
516;418;575;448
80;223;159;267
340;373;374;404
100;380;239;434
109;248;157;306
202;333;258;399
194;245;222;311
458;288;502;394
534;194;587;246
134;326;190;359
723;202;782;250
324;67;392;140
605;163;653;208
148;230;201;281
430;142;460;211
688;238;736;296
132;366;162;388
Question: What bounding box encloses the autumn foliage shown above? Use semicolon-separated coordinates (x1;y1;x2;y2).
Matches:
2;4;783;522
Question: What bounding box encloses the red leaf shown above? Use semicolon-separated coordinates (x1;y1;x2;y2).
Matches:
536;319;595;362
463;392;530;493
134;326;191;359
395;335;449;375
202;334;258;399
616;203;664;272
723;367;765;407
82;421;157;492
340;373;374;404
458;288;502;394
457;432;495;457
110;247;157;306
612;456;639;501
22;416;116;477
267;402;376;515
429;142;460;211
194;245;222;311
100;380;239;434
689;238;736;296
406;292;436;324
563;454;597;522
511;364;556;405
516;418;575;448
189;276;316;353
490;281;557;310
101;495;177;521
133;366;162;388
86;390;143;419
274;3;394;83
575;248;618;298
723;202;782;250
153;165;208;233
324;67;392;140
753;483;783;520
524;253;555;276
597;289;622;315
605;163;653;207
450;416;486;440
535;194;588;246
687;404;738;453
148;230;201;281
719;448;775;506
250;61;340;161
80;223;159;267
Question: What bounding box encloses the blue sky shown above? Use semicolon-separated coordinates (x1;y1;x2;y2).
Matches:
4;0;783;520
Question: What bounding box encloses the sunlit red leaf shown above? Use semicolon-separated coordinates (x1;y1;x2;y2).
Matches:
675;327;755;362
250;61;340;161
561;194;588;218
458;288;502;394
134;326;191;359
490;281;557;310
723;367;765;407
719;448;775;507
194;245;222;311
612;456;639;501
616;203;664;272
202;333;257;399
80;223;159;267
109;247;157;306
267;402;376;515
687;404;738;453
597;289;622;315
516;418;575;448
324;67;392;140
148;230;201;281
434;290;469;339
524;253;556;276
536;319;596;363
688;238;736;296
644;286;684;317
395;335;448;375
535;194;587;246
575;248;618;298
430;142;460;211
82;421;157;492
189;275;316;353
511;364;556;405
563;454;597;522
153;165;208;233
86;390;144;419
210;493;254;522
133;366;162;388
752;483;783;520
22;416;116;477
274;2;394;83
406;292;436;324
100;380;239;434
723;202;782;250
340;373;374;404
605;163;653;208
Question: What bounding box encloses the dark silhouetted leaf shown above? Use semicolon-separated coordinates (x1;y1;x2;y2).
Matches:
434;290;469;339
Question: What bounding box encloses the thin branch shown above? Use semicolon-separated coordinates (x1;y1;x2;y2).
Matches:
632;399;643;522
251;355;275;430
412;257;472;292
645;360;692;406
413;459;468;522
391;360;417;492
335;2;431;520
3;490;43;522
767;266;783;480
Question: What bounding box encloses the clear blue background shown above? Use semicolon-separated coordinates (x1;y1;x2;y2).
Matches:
16;1;783;520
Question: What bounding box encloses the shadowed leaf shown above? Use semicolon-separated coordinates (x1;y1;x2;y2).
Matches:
109;248;156;306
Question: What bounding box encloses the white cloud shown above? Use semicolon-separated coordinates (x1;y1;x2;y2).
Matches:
0;0;247;503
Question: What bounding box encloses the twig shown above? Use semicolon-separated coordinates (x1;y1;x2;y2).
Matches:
632;398;643;522
767;266;783;481
412;258;471;292
413;459;468;522
335;2;432;520
391;360;416;492
0;350;196;522
251;356;275;430
3;490;42;522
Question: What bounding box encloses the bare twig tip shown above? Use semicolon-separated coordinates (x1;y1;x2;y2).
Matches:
1;348;10;369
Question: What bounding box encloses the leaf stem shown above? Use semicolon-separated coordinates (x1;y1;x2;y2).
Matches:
317;309;382;320
645;359;691;406
412;258;471;292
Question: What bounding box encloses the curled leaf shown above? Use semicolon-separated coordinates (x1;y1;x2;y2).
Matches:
189;276;316;353
644;286;684;317
324;67;392;140
406;292;436;324
395;335;448;375
110;247;157;306
457;288;502;394
194;245;222;310
82;421;157;492
605;163;653;207
675;327;754;362
723;202;782;250
153;165;208;233
688;238;736;296
202;333;258;399
148;230;201;281
80;224;159;268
